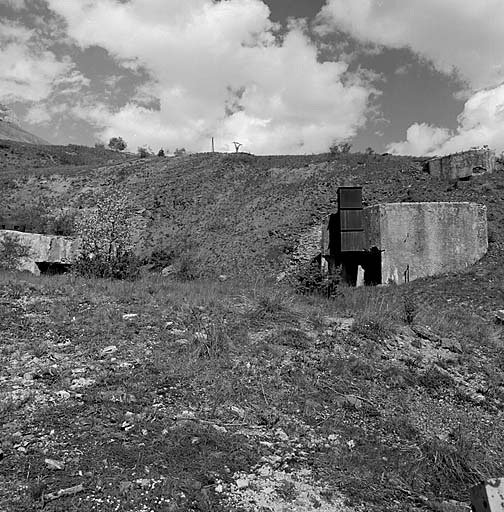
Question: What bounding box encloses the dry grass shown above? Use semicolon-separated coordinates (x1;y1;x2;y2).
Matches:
1;270;504;511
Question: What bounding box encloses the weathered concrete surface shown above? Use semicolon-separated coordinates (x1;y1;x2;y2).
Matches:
363;202;487;284
471;478;504;512
0;230;80;275
427;149;495;180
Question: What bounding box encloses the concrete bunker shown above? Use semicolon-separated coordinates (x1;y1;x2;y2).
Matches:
425;148;495;181
0;230;80;275
321;188;488;286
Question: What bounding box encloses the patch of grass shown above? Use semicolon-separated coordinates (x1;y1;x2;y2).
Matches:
2;271;504;511
419;365;456;393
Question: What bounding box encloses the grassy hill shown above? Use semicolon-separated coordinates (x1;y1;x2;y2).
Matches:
1;149;503;277
0;146;503;511
0;139;134;179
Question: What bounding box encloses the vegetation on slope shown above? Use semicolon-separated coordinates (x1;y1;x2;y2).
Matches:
0;271;503;511
1;149;503;279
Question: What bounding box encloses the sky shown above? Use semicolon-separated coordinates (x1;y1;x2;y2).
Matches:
1;0;503;156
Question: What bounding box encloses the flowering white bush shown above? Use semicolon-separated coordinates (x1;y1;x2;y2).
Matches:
74;191;141;279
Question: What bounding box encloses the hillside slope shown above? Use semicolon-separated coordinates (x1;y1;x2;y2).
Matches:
0;139;135;181
1;151;503;277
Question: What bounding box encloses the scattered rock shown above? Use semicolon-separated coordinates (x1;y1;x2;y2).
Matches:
70;378;95;390
100;345;118;356
44;483;84;502
45;458;65;470
275;428;289;442
236;478;250;489
56;390;71;400
412;324;442;343
161;265;175;277
495;310;504;324
218;274;228;281
441;338;463;353
230;405;246;418
122;313;138;320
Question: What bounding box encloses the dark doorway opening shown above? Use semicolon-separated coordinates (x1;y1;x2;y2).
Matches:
339;248;382;286
363;248;382;285
35;262;71;275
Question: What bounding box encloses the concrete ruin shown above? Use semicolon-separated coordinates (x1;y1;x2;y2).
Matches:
426;149;495;181
0;230;79;275
322;202;488;285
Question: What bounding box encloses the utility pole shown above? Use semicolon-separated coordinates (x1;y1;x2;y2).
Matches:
211;137;215;153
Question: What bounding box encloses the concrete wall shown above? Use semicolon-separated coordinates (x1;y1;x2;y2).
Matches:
427;149;495;180
0;230;80;275
363;202;487;284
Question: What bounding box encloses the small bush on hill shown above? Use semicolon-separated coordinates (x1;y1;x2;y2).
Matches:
329;141;352;154
174;148;186;157
294;259;341;297
137;146;153;158
108;137;127;151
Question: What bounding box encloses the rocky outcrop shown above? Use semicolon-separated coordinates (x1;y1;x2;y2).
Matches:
0;230;80;275
426;149;495;180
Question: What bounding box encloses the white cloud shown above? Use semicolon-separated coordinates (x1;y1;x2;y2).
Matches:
388;84;504;156
316;0;504;90
317;0;504;155
386;123;451;155
25;103;51;124
45;0;376;154
1;0;26;10
0;19;73;102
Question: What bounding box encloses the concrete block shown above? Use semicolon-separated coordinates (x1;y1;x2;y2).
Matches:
471;478;504;512
0;230;80;275
362;202;487;284
427;149;495;180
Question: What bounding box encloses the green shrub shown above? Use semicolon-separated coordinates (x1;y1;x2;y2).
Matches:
73;251;141;280
294;260;341;297
108;137;127;151
137;146;152;158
